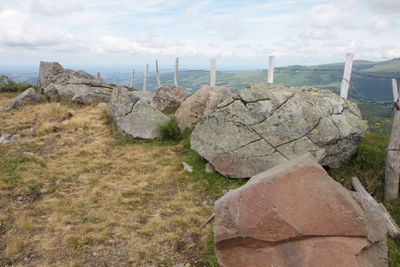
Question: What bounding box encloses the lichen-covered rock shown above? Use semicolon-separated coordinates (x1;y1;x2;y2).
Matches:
191;83;367;178
109;87;170;139
5;88;41;111
175;85;235;130
214;155;387;267
151;85;186;112
39;61;128;104
131;91;155;104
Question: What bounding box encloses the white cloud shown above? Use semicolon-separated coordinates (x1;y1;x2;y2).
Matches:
0;8;78;48
368;16;394;35
31;0;83;15
364;0;400;15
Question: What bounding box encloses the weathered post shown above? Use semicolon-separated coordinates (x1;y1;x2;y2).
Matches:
130;70;135;89
210;58;216;86
143;64;149;91
156;60;161;88
267;56;275;83
96;72;101;80
340;53;354;99
385;78;400;201
174;57;179;87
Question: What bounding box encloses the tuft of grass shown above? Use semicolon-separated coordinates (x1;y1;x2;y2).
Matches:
157;117;181;141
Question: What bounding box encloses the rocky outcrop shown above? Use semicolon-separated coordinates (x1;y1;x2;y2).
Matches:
191;83;367;178
175;85;235;130
151;85;186;112
5;88;41;111
214;155;387;267
39;61;128;104
108;87;170;139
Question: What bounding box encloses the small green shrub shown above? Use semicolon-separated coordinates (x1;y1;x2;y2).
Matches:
157;117;181;141
0;76;32;93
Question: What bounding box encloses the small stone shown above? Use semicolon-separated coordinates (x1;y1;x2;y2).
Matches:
17;196;24;201
205;163;215;173
97;102;108;108
0;134;20;144
182;162;193;173
22;152;34;156
182;233;193;243
173;264;185;267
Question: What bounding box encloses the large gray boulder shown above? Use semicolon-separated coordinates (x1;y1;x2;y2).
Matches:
5;87;41;111
175;85;235;130
150;85;186;112
214;155;387;267
39;61;128;104
108;87;170;139
191;83;367;178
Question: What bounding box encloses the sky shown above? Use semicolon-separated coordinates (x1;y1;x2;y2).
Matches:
0;0;399;70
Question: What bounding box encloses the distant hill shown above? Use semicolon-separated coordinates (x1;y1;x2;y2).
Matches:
128;58;399;103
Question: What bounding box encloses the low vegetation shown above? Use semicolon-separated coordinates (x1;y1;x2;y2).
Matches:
0;92;399;265
0;76;32;93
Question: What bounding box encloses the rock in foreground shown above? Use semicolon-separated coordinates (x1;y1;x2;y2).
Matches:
108;87;170;139
151;85;186;112
39;61;128;104
214;155;387;267
175;85;235;130
191;83;367;178
5;88;41;111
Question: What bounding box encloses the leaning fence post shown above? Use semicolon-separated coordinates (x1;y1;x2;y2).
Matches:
143;64;149;91
130;70;135;89
267;56;275;83
210;58;216;86
174;57;179;87
340;53;354;99
156;60;161;88
385;78;400;201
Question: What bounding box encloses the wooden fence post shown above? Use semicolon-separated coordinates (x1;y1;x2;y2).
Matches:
130;70;135;89
385;78;400;201
351;177;400;244
156;60;161;88
174;57;179;87
143;64;149;91
340;53;354;99
210;58;216;86
96;72;101;80
267;56;275;84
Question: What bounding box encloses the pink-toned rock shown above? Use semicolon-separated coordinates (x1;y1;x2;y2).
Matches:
150;85;186;112
175;85;235;130
214;154;387;267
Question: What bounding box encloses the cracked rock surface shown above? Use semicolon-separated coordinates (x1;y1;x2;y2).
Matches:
191;83;367;178
39;61;129;104
214;155;387;267
108;87;170;139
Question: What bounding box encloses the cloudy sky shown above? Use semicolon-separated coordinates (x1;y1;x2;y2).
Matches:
0;0;399;69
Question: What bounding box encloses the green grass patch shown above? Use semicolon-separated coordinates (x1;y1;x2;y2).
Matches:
156;117;181;141
328;132;388;200
0;156;31;184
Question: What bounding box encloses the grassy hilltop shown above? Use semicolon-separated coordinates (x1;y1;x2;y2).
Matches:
0;92;399;265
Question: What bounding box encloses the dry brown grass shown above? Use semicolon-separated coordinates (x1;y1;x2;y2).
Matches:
0;93;216;266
